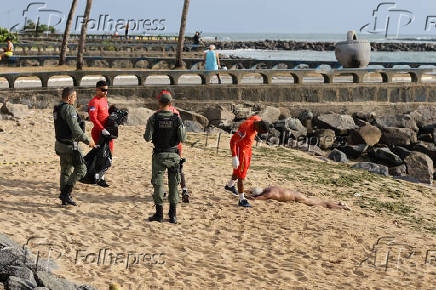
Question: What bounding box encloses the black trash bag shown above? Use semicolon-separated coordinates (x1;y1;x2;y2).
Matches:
80;107;128;184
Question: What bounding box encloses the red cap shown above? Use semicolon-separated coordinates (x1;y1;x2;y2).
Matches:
157;90;171;99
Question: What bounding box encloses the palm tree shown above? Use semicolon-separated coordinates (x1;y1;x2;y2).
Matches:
59;0;78;65
77;0;93;70
175;0;190;69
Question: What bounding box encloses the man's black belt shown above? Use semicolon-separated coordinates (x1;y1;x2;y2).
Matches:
153;147;179;154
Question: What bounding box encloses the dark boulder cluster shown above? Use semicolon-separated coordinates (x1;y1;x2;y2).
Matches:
208;40;436;52
187;103;435;185
0;233;95;290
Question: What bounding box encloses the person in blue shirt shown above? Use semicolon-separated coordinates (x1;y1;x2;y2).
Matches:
203;44;222;84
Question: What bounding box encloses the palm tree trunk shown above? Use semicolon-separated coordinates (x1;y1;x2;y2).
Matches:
77;0;93;70
59;0;78;65
175;0;190;69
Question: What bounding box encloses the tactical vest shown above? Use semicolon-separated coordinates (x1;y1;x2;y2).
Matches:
54;103;72;142
152;112;180;151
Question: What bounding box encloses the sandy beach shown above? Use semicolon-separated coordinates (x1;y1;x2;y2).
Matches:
0;109;435;289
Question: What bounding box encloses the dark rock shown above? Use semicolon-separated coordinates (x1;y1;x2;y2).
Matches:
0;102;30;119
183;120;204;133
6;276;35;290
233;105;253;120
338;144;368;159
418;134;434;143
389;164;407;177
35;271;78;290
375;114;418;132
0;247;26;269
299;110;314;122
267;136;280;145
315;129;336;150
203;105;235;128
351;162;389;176
317;113;358;135
258;106;280;123
178;108;209;128
278;107;291;120
308;145;325;156
274;117;307;136
352;111;376;123
328;149;349;163
392;146;412;160
369;147;403;166
353;118;368;127
405;151;434;184
0;266;36;287
380;127;417;146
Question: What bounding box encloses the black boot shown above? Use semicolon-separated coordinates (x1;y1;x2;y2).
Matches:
59;185;77;206
149;205;163;222
182;189;189;203
169;203;177;224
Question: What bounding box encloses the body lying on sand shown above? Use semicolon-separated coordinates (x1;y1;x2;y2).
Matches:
247;186;351;210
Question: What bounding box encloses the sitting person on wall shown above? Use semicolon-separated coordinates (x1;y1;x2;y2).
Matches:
0;37;14;61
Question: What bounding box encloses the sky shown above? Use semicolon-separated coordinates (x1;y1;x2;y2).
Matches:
1;0;436;36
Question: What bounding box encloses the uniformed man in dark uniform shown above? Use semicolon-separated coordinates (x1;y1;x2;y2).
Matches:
144;93;186;224
54;88;95;206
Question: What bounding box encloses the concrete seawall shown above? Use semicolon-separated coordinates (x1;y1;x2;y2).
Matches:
1;82;435;116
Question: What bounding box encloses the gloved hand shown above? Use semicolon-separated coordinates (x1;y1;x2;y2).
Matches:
232;156;240;169
102;129;110;136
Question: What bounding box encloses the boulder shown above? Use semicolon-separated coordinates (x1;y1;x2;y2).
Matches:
392;146;412;161
206;127;227;134
233;106;253;120
125;108;154;126
0;247;25;269
278;107;291;119
35;271;78;290
413;142;436;163
308;145;325;156
418;134;434;143
328;149;349;163
354;124;381;146
409;105;436;128
0;233;21;250
389;164;407;177
317;113;358;135
258;106;280;123
184;120;204;133
404;151;434;184
375;114;418;132
351;162;389;176
6;276;35;290
380;127;417;146
315;129;336;150
203;105;235;128
337;144;368;159
299;110;314;122
369;147;403;166
178;108;209;128
433;128;436;144
274;117;307;136
0;102;30;119
0;266;37;287
352;111;376;123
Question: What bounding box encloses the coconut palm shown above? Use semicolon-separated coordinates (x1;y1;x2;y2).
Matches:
175;0;190;69
59;0;78;65
77;0;93;70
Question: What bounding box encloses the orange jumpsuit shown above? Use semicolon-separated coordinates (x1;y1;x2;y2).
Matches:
230;116;261;179
89;96;113;152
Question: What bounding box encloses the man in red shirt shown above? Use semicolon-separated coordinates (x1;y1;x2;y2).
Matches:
156;90;189;203
89;80;112;187
225;116;269;207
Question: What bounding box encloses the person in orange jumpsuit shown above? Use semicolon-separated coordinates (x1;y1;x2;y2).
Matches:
89;80;112;187
156;90;189;203
225;116;269;207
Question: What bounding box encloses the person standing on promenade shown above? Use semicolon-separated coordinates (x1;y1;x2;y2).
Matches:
203;44;222;84
89;80;112;187
156;90;190;203
225;116;269;208
54;88;95;206
0;37;14;61
144;93;186;223
125;23;130;38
